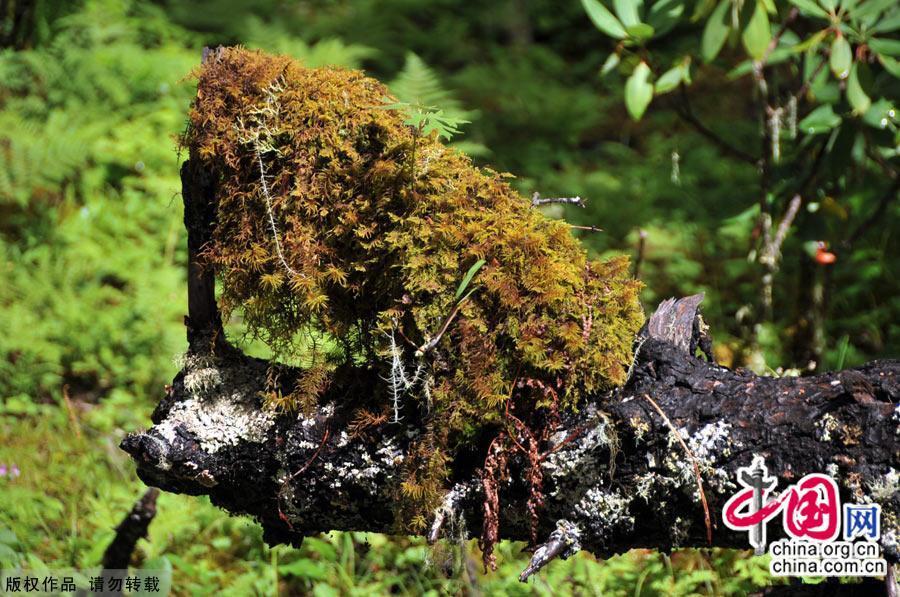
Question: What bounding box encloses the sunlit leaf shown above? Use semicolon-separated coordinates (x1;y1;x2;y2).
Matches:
627;23;656;40
798;104;841;134
582;0;627;39
869;37;900;57
788;0;828;18
702;1;731;62
655;65;684;94
829;35;852;79
742;1;771;60
879;54;900;78
601;52;621;76
846;63;871;115
614;0;643;27
625;61;654;120
646;0;684;36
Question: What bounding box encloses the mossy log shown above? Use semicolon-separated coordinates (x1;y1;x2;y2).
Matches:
123;50;899;587
124;155;900;565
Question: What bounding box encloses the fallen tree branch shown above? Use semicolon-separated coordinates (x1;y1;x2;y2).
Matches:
121;157;899;583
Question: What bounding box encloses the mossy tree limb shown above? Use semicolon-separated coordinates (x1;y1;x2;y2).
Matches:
122;297;900;561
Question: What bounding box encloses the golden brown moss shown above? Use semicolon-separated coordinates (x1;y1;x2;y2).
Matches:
185;47;644;528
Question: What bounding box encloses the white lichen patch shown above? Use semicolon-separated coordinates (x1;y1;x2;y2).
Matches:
542;412;615;484
573;487;634;541
157;356;276;453
816;413;839;442
867;469;900;503
664;422;736;497
893;403;900;435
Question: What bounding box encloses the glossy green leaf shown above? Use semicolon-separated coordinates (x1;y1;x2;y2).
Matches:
799;104;841;134
600;52;621;76
455;259;486;300
819;0;837;12
646;0;684;36
871;9;900;33
742;2;771;60
625;61;654;120
846;63;871;115
869;38;900;57
879;54;900;78
582;0;627;38
861;98;897;129
614;0;643;27
788;0;828;18
654;65;683;94
829;35;852;79
627;23;656;40
701;1;731;62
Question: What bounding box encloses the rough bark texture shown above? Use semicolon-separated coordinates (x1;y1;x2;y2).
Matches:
121;158;899;579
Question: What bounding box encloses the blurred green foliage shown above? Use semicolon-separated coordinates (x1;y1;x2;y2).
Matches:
0;0;895;593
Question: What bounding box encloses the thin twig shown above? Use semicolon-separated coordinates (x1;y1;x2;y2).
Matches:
569;224;603;233
641;394;714;545
531;192;586;208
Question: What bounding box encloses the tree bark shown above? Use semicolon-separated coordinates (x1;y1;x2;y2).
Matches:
121;158;899;581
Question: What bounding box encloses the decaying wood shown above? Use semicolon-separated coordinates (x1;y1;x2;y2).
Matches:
121;159;899;585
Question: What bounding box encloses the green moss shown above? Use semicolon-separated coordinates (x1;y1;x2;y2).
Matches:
185;47;644;528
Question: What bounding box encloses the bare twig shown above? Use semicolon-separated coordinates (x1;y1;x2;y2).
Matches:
531;192;585;208
569;224;603;233
641;394;713;545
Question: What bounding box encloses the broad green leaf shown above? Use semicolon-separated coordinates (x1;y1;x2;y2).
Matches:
600;52;621;76
879;54;900;78
626;23;656;40
655;65;684;94
646;0;685;36
869;38;900;57
582;0;627;38
871;10;900;33
614;0;643;27
702;1;731;62
788;0;828;18
799;104;841;134
625;61;654;120
846;63;871;115
861;98;897;129
829;35;852;79
455;259;486;300
742;2;771;60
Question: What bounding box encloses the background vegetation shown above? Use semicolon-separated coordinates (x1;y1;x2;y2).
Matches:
0;0;895;594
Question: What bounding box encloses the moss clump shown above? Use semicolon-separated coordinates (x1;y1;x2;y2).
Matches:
186;47;643;530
